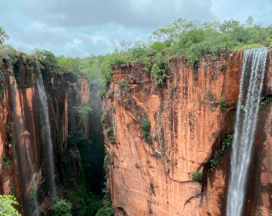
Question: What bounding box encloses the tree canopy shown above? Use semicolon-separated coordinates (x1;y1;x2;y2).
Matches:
1;17;272;86
0;27;9;44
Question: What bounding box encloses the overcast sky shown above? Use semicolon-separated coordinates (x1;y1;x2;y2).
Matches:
0;0;271;57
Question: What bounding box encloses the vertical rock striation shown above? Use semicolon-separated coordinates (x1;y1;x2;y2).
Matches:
102;49;272;216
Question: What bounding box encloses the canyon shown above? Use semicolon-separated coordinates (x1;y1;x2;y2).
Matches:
1;48;272;216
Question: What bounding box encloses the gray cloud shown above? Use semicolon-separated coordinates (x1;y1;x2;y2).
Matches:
23;0;215;28
1;0;271;57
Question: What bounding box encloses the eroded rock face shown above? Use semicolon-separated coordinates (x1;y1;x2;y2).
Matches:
0;58;104;215
102;49;272;216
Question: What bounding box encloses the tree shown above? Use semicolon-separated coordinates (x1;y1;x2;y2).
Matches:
0;195;21;216
0;27;9;44
52;199;72;216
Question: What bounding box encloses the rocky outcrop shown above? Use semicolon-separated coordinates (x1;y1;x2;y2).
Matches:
0;57;104;215
102;49;272;216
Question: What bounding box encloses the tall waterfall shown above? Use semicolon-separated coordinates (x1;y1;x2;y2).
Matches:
34;63;57;198
226;48;268;216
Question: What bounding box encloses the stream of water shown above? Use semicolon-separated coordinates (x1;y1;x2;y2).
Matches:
226;48;268;216
34;63;57;198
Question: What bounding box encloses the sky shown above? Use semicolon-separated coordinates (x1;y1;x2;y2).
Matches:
0;0;272;57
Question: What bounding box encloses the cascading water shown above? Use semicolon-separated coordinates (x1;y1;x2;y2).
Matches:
34;63;57;198
226;48;268;216
9;77;39;215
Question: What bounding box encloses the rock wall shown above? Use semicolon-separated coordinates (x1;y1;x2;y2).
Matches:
0;57;104;215
102;49;272;216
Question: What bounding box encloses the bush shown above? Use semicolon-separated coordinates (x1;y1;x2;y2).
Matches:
151;63;169;85
0;195;20;216
141;118;152;143
75;106;92;120
52;199;72;216
107;127;115;144
192;171;202;181
219;99;227;111
210;135;233;170
95;197;114;216
116;81;129;88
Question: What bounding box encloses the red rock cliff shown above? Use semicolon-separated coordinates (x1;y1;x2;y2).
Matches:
102;49;272;216
0;57;98;215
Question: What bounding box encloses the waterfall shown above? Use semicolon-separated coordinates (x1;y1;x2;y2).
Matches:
34;63;57;198
226;48;268;216
9;77;39;215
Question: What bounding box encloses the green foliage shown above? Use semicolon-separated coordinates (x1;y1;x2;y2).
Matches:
30;186;35;203
259;96;272;110
116;81;130;88
219;99;227;111
192;171;202;181
99;89;107;98
68;159;102;216
160;103;164;110
95;197;114;216
151;63;169;85
0;27;9;44
0;195;20;216
52;199;72;216
33;49;59;69
106;127;115;144
213;94;217;100
2;17;272;88
210;135;233;170
141;118;152;143
103;148;111;177
221;135;234;151
75;106;92;120
240;105;247;113
2;154;10;169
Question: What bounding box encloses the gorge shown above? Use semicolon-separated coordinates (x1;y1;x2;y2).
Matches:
1;18;272;216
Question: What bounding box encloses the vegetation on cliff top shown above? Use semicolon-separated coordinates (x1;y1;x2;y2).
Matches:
1;17;272;87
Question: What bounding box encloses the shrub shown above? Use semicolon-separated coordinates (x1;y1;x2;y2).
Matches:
141;118;152;142
52;199;72;216
259;96;272;110
30;186;35;203
74;106;92;120
151;63;169;85
116;81;130;88
95;197;114;216
2;154;10;169
219;99;227;111
210;135;233;170
213;94;217;100
106;127;115;144
192;171;202;181
0;195;20;216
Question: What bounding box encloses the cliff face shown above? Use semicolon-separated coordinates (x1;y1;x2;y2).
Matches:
0;57;104;215
102;49;272;216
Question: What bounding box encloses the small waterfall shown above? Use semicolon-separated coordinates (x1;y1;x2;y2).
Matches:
34;63;57;198
226;48;268;216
